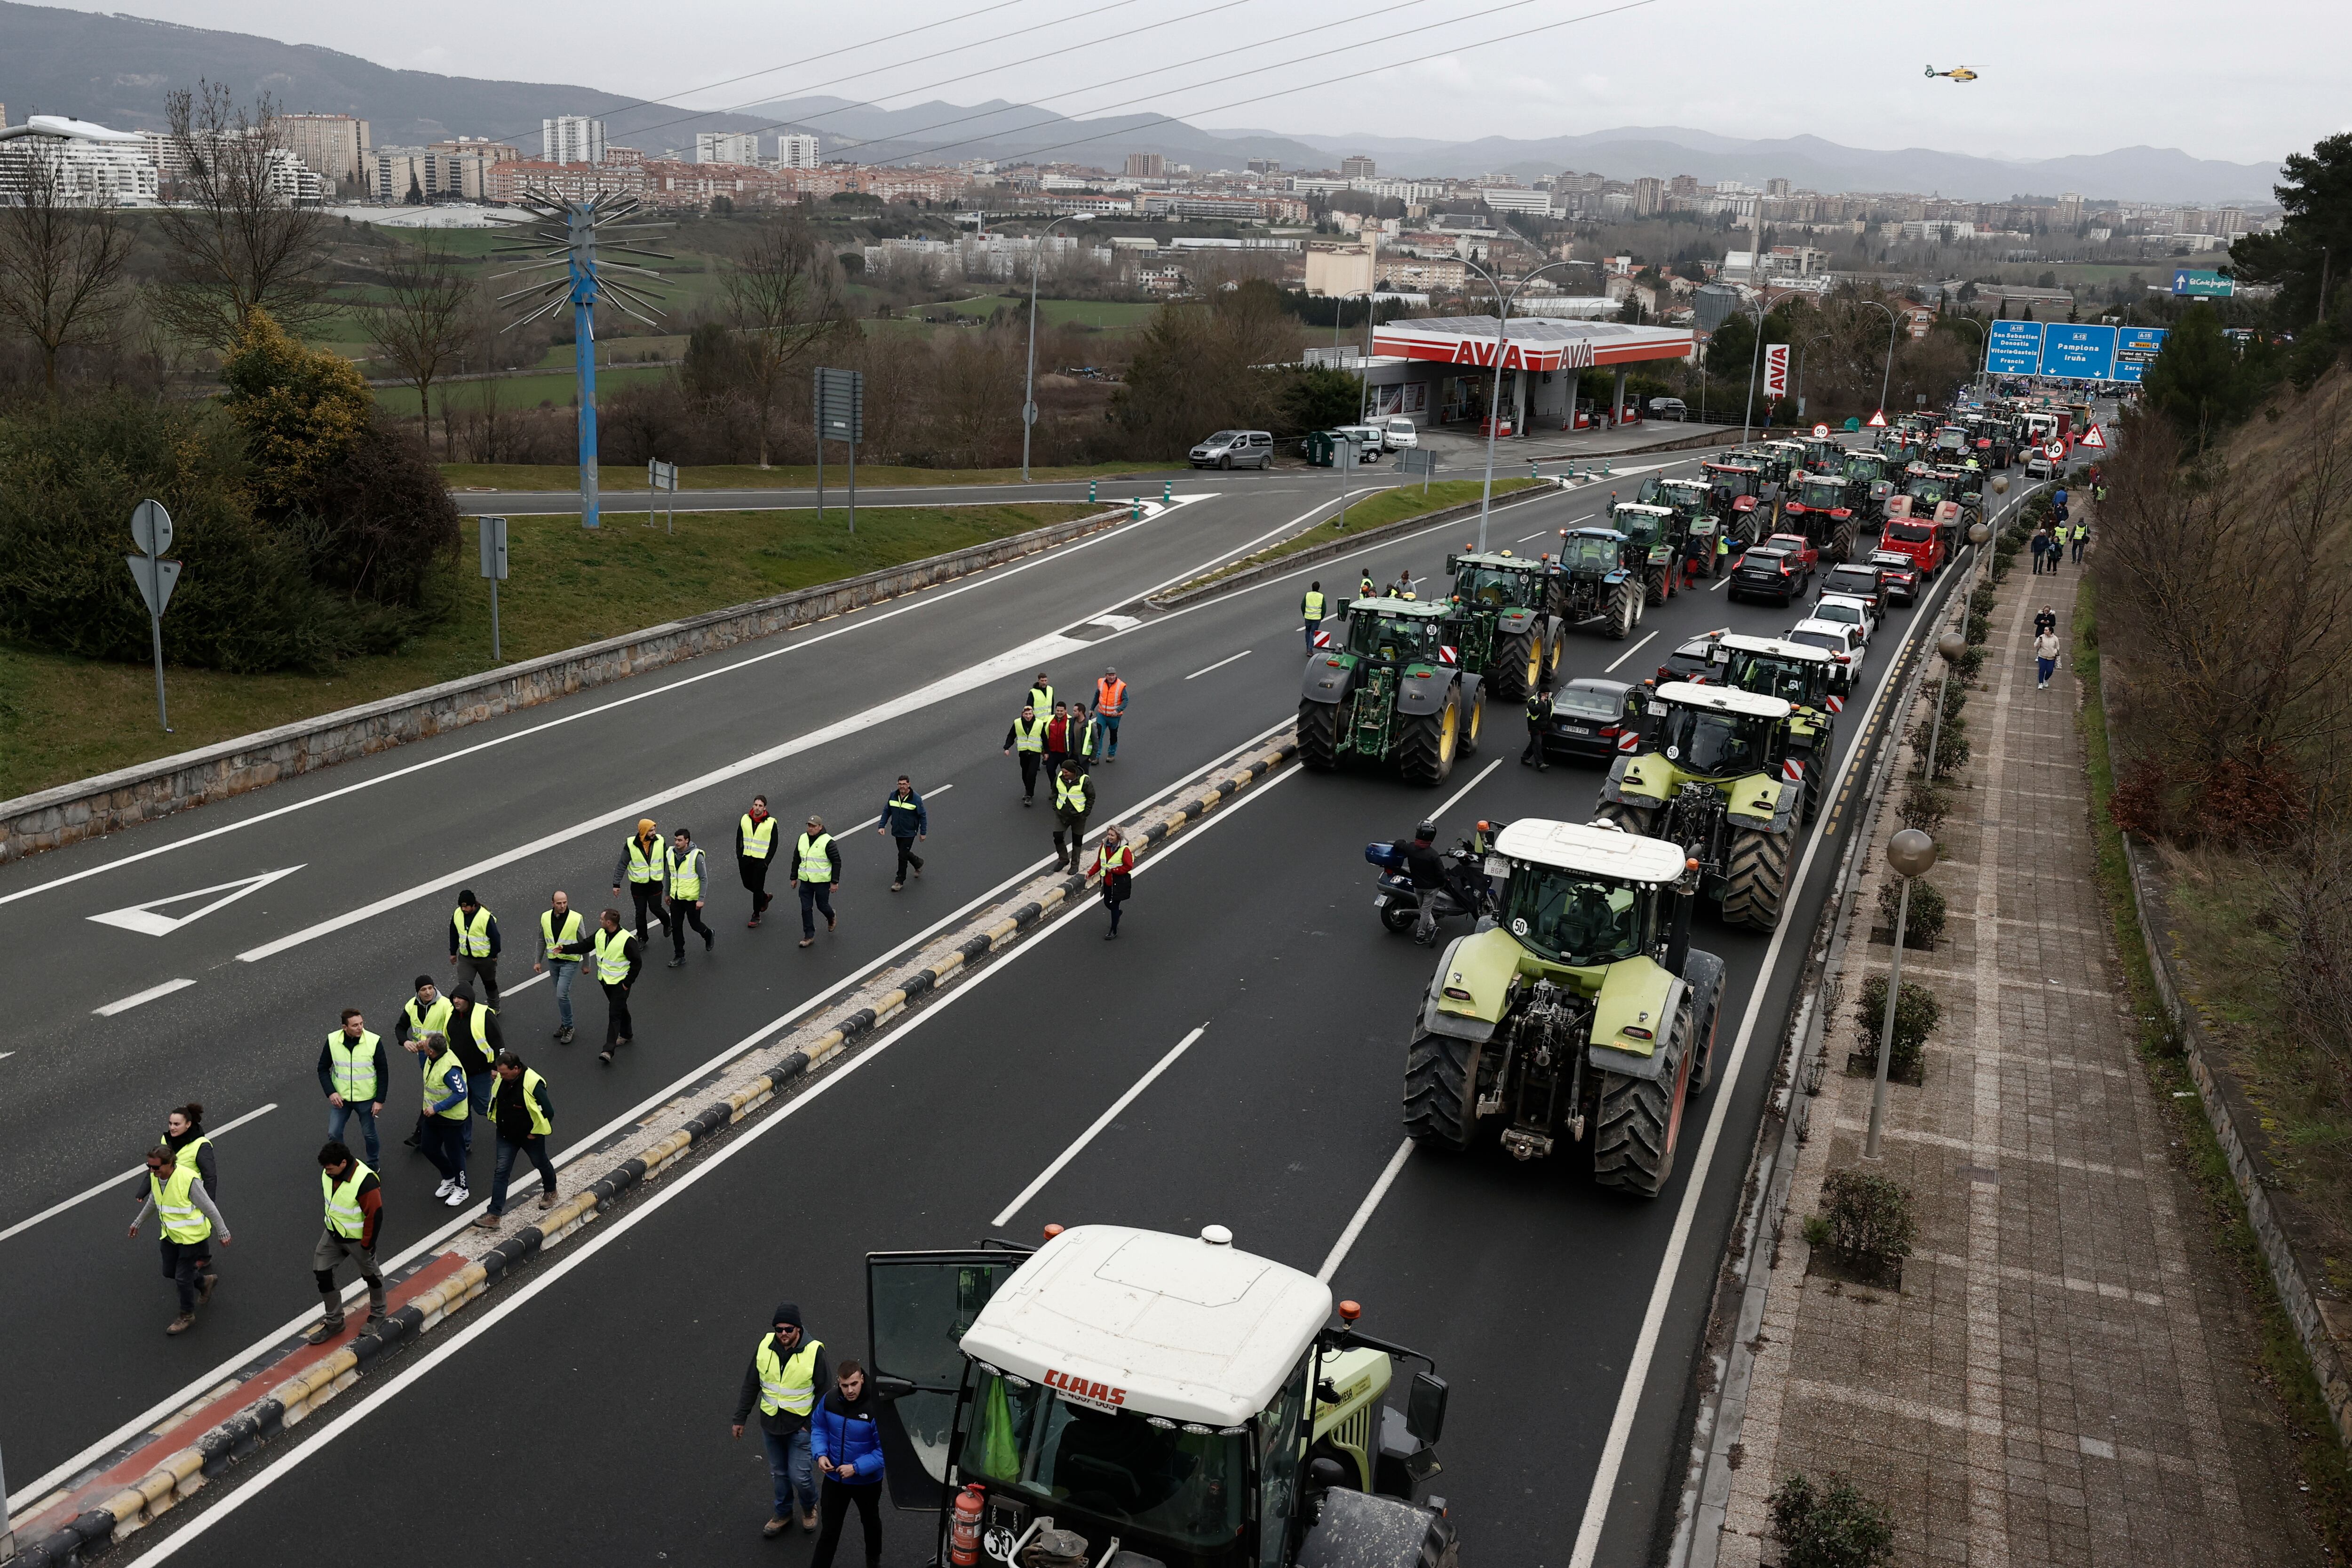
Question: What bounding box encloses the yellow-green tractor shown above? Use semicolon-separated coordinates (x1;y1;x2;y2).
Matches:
1707;633;1849;797
1403;819;1726;1197
1592;681;1806;930
1301;597;1485;785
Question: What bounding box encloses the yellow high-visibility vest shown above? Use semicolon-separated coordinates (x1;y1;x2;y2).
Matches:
754;1335;826;1418
739;814;778;860
422;1050;469;1121
592;928;635;985
540;908;584;963
490;1067;552;1138
1055;773;1092;814
624;835;665;883
152;1165;211;1244
322;1161;373;1239
403;995;452;1040
1011;714;1046;753
325;1030;381;1101
452;905;493;958
667;845;706;899
796;833;834;883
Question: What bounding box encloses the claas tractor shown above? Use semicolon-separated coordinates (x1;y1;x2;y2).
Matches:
1610;501;1686;606
1593;681;1807;931
1403;818;1726;1197
1301;597;1485;785
1551;526;1644;640
1442;549;1563;702
863;1225;1458;1568
1701;461;1772;545
1637;476;1728;577
1778;472;1859;563
1708;633;1848;791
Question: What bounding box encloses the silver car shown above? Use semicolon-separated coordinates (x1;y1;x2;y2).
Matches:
1189;430;1274;470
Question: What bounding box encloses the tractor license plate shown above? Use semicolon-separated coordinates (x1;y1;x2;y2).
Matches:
1484;856;1510;878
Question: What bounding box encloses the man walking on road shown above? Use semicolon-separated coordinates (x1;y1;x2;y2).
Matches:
737;796;779;928
1091;824;1136;939
411;1031;471;1206
1303;579;1327;650
394;978;451;1151
304;1142;384;1345
447;890;501;1006
319;1008;389;1166
558;909;643;1064
444;985;501;1166
666;827;715;967
612;819;669;943
732;1304;830;1539
129;1143;230;1336
474;1050;558;1227
795;816;842;949
2030;521;2052;574
1043;700;1077;780
877;776;926;891
1004;704;1046;806
809;1361;887;1568
1027;670;1054;714
1522;686;1552;771
1093;667;1126;761
533;891;585;1045
1052;760;1093;872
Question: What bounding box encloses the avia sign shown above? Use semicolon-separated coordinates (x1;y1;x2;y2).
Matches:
1763;343;1789;399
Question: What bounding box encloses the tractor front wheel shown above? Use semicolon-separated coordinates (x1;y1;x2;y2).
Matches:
1718;825;1793;931
1590;1001;1693;1197
1298;700;1340;771
1395;685;1459;786
1607;582;1637;639
1404;1032;1481;1150
1645;563;1670;607
1490;629;1537;703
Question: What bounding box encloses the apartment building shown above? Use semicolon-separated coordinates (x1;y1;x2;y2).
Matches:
542;115;606;166
775;133;821;169
278;112;371;185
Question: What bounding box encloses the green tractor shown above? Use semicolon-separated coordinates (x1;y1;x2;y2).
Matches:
1301;597;1485;785
1609;501;1686;606
1700;460;1772;546
1841;449;1897;531
1592;681;1807;931
1550;526;1644;640
1403;818;1726;1197
1637;476;1728;576
1441;549;1564;703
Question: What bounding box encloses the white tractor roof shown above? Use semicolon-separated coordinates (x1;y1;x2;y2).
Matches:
958;1225;1331;1427
1612;502;1675;517
1654;680;1793;719
1494;818;1689;883
1718;632;1833;663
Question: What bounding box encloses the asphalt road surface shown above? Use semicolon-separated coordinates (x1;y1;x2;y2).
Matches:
3;444;2023;1564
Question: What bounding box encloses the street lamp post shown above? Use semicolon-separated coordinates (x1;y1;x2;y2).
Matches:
1851;298;1899;424
1020;215;1081;484
1946;313;1987;393
1796;329;1832;421
1865;827;1939;1158
1461;256;1578;552
1922;629;1967;783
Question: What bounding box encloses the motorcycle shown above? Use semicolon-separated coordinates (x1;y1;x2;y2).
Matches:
1365;831;1502;944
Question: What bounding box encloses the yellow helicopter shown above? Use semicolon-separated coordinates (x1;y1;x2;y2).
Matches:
1925;64;1979;81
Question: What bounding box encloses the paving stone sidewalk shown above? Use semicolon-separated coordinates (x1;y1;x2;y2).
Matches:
1711;551;2324;1567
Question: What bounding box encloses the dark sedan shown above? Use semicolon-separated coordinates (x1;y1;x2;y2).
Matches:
1655;630;1728;686
1544;678;1639;763
1729;546;1811;605
1866;550;1921;605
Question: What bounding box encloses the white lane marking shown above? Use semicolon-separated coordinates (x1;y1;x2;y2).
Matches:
1317;1138;1415;1283
990;1025;1210;1226
1432;757;1502;821
111;764;1303;1568
87;868;306;937
1184;650;1252;680
1517;532;1548;543
0;494;1241;915
1602;629;1660;674
1087;613;1142;631
0;1103;278;1247
1566;563;1931;1568
92;978;197;1017
847;781;954;835
1708;568;1735;592
233;637;1090;963
502;969;548;996
13;713;1300;1503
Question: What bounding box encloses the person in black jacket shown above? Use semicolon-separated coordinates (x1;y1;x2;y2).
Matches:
473;1051;556;1226
1522;686;1553;771
731;1304;830;1538
556;909;643;1064
875;777;927;891
318;1008;391;1166
443;985;501;1167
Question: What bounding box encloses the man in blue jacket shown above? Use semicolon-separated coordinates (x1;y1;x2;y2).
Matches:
809;1361;886;1568
875;776;927;891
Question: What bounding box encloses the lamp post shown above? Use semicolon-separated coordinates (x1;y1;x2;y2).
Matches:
1850;298;1899;426
1460;256;1579;552
1865;827;1939;1158
1020;214;1082;484
1796;329;1832;421
1922;629;1967;783
1946;313;1986;392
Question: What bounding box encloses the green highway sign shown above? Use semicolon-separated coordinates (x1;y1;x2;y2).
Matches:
2172;269;2233;297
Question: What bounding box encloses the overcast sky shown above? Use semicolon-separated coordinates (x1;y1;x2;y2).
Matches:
62;0;2347;166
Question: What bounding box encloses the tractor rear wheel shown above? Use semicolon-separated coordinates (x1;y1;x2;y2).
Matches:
1458;684;1485;757
1298;700;1340;770
1490;629;1537;703
1592;800;1653;837
1591;1001;1693;1197
1395;685;1459;786
1542;622;1566;683
1607;582;1637;639
1403;1032;1480;1150
1719;824;1793;930
1830;518;1856;563
1645;564;1670;606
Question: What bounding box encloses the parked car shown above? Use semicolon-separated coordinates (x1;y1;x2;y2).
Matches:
1729;546;1811;606
1543;678;1638;763
1382;416;1421;450
1816;563;1886;615
1655;631;1729;685
1647;397;1690;422
1333;424;1389;461
1811;592;1879;647
1189;430;1274;470
1786;617;1865;671
1865;549;1921;606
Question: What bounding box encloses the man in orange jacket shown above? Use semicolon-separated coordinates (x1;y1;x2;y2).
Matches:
1092;667;1127;762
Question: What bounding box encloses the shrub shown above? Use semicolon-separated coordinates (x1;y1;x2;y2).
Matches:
1909;711;1969;778
1819;1166;1919;1258
219;310;372;519
2106;760;2166;841
1933;677;1967;723
1896;781;1952;834
1853;973;1939;1079
1769;1472;1897;1568
1877;873;1947;947
1969;584;1997;616
1952;644;1987;681
1964;611;1991;645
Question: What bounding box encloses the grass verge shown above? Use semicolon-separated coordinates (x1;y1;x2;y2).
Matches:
439;460;1189;493
0;501;1095;801
2074;577;2352;1553
1165;477;1544;596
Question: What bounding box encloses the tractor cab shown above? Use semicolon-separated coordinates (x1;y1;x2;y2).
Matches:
1799;436;1844;474
1342;599;1450;664
1559;527;1630;578
1750;441;1805;485
865;1227;1455;1568
1637;476;1726;566
1446;550;1548;612
1632;681;1790;784
1712;632;1847;760
1780;473;1859;561
1610;502;1685;605
1302;597;1484;784
1701;461;1766;526
1552;526;1643;639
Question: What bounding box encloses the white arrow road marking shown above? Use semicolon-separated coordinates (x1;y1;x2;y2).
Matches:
87;867;305;937
93;978;197;1016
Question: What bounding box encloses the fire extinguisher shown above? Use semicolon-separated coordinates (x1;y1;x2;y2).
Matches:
950;1482;986;1566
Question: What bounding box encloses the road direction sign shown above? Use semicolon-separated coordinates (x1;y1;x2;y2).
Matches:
88;866;306;936
2039;323;2118;381
130;498;173;557
2114;326;2168;385
2173;269;2233;298
1986;319;2043;376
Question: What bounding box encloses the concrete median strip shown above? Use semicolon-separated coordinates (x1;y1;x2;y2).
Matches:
5;730;1299;1568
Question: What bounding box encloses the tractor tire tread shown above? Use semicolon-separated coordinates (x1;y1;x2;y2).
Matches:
1403;1032;1478;1150
1719;823;1793;931
1298;699;1340;771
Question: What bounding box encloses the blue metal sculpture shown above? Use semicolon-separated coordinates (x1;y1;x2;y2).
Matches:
494;190;669;529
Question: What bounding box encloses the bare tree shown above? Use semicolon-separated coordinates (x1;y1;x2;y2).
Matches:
151;82;329;348
723;210;849;467
0;136;132;390
364;233;473;453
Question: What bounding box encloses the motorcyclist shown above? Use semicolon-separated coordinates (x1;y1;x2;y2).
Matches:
1396;820;1480;945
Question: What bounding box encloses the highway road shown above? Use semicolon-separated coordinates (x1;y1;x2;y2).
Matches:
2;442;2010;1563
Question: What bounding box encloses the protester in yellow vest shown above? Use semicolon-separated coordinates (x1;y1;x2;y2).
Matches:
736;795;780;929
305;1141;385;1345
129;1142;231;1335
476;1050;559;1227
666;827;715;968
446;888;502;1006
794;816;841;950
551;907;645;1064
1003;704;1048;806
318;1008;390;1164
610;818;671;943
533;891;586;1045
731;1304;831;1537
414;1031;472;1207
1052;761;1093;872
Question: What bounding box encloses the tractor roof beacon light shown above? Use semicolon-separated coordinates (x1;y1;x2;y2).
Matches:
1866;828;1939;1158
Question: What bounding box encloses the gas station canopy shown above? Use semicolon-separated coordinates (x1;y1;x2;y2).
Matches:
1370;315;1697;371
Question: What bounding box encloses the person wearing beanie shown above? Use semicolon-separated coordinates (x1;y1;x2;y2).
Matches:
731;1302;830;1537
446;888;502;1007
443;982;502;1167
611;818;671;944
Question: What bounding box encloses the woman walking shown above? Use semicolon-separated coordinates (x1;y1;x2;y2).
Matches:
1090;825;1136;939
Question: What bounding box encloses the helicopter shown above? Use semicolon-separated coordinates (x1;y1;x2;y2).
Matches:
1925;64;1979;81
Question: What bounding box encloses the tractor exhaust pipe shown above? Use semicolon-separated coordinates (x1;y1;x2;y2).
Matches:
1666;858;1699;974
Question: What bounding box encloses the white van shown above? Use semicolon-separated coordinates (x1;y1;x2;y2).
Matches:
1382;416;1420;450
1332;425;1388;462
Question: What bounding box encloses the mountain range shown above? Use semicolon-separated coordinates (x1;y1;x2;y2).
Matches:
0;0;2281;203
